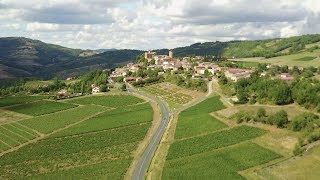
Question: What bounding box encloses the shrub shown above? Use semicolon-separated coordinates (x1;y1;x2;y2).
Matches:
99;84;108;92
307;129;320;143
257;107;267;118
267;110;288;128
234;110;252;123
274;110;289;128
293;143;304;156
290;113;319;132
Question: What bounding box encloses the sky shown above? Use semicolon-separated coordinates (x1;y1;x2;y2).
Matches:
0;0;319;50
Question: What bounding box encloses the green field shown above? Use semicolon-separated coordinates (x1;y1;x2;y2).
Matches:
0;123;39;152
167;126;266;160
19;105;108;134
162;96;281;179
0;94;154;179
233;49;320;67
174;96;227;139
0;96;47;107
6;100;77;116
163;143;281;180
294;56;317;61
66;95;144;107
53;103;153;137
0;123;150;179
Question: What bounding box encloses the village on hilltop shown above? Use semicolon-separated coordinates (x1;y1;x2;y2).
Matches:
108;50;295;86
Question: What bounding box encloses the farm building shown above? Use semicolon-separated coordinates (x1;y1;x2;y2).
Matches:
280;73;294;81
92;86;100;94
225;68;252;82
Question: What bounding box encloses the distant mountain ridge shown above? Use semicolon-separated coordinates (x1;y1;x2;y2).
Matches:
0;34;319;80
0;37;142;80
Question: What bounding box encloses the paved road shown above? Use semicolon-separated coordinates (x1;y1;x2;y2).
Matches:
128;85;170;180
128;81;213;180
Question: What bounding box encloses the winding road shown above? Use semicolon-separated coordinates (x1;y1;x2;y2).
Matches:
127;85;170;180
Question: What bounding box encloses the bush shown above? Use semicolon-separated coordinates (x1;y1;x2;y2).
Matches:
257;108;267;118
275;110;289;128
290;113;319;132
99;84;108;92
293;143;304;156
307;130;320;143
267;110;288;128
234;110;252;123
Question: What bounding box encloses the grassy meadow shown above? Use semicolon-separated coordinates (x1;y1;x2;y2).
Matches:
233;48;320;67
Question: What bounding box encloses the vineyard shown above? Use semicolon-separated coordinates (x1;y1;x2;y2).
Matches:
20;105;108;134
0;123;39;152
0;94;153;179
174;96;227;139
140;83;204;109
163;143;281;179
66;95;144;107
0;96;47;107
53;103;153;137
167;125;266;160
6;100;77;116
162;96;282;179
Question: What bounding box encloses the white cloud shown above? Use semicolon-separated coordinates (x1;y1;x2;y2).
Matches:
26;23;60;32
0;0;319;50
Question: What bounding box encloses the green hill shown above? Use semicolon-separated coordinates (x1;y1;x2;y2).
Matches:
0;37;142;80
168;34;320;58
1;34;320;80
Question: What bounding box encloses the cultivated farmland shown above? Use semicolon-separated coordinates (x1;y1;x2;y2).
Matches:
53;103;153;137
0;109;30;124
174;96;227;139
163;143;281;179
0;122;39;152
0;95;47;108
19;105;108;134
6;100;77;116
162;96;282;179
167;125;266;160
140;82;204;109
66;95;144;107
0;94;154;179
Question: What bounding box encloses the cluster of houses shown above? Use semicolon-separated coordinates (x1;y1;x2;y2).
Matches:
110;50;298;84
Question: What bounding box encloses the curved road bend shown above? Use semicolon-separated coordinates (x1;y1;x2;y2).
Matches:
127;85;170;180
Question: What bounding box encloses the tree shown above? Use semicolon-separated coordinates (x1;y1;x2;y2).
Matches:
290;113;319;131
204;69;211;78
120;84;127;91
99;84;108;92
270;80;292;105
237;90;248;103
149;59;155;65
218;73;228;85
271;110;289;128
